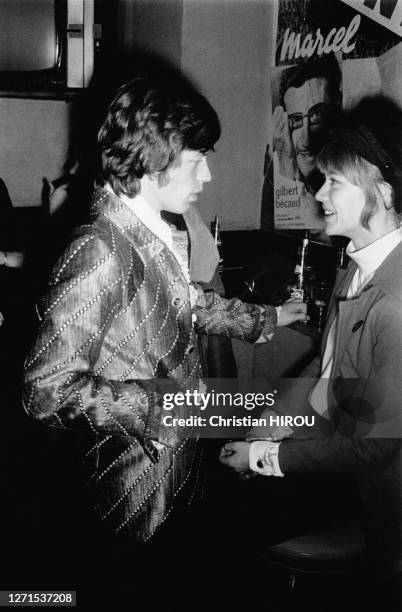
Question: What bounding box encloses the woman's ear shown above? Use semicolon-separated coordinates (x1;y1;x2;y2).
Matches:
378;181;393;211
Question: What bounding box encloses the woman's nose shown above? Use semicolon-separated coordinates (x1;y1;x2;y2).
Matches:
315;182;327;202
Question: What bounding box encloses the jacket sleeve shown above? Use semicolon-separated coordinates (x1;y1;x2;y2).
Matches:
193;288;277;342
353;294;402;437
370;293;402;378
279;437;400;475
22;229;185;459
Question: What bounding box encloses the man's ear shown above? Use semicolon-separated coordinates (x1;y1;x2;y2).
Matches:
142;173;158;184
140;172;167;196
378;181;393;210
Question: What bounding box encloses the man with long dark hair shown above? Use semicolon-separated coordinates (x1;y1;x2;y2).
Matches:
23;78;306;564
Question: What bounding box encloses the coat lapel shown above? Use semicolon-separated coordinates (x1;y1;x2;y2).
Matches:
320;264;355;360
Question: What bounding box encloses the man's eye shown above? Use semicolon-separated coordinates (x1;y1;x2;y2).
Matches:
310;104;329;124
310;110;322;122
289;113;303;128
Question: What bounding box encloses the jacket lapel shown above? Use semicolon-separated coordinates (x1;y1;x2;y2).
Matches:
321;240;402;373
320;264;355;361
322;239;402;360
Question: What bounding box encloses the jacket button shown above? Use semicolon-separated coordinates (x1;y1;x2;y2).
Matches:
185;344;195;355
352;320;363;332
172;296;182;307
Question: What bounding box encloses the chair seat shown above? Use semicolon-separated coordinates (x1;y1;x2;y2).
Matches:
256;519;367;574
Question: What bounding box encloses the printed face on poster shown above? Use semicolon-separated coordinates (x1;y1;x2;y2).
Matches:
260;0;402;241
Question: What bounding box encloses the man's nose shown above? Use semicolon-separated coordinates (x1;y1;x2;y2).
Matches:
198;157;212;183
298;116;311;144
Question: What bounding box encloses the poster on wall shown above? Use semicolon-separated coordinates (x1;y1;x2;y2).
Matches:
260;0;402;238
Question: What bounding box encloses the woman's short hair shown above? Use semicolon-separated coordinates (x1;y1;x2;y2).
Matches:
317;133;402;229
97;78;221;197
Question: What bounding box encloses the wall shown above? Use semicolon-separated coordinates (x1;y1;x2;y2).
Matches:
116;0;183;68
0;98;71;207
181;0;273;230
1;0;274;230
109;0;274;230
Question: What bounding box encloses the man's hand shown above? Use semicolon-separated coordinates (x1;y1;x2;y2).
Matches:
277;300;308;327
1;251;25;268
273;105;295;179
220;441;250;472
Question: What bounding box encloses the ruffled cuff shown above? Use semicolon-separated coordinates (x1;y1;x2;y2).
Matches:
249;440;284;477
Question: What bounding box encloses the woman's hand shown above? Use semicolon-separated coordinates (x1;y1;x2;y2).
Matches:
277;300;308;327
220;441;250;472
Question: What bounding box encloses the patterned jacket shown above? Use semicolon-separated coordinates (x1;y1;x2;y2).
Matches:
23;187;276;542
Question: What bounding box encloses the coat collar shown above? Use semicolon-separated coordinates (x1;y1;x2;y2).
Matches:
369;239;402;302
337;239;402;304
322;240;402;354
90;186;167;263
